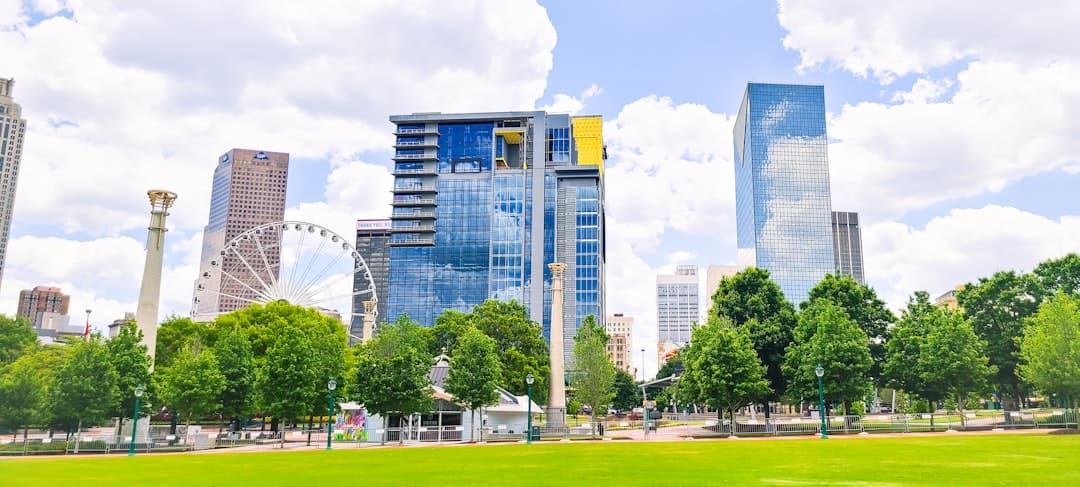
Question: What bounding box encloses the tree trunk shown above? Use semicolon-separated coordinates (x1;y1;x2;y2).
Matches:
591;410;597;439
956;394;966;428
306;415;313;446
74;419;82;454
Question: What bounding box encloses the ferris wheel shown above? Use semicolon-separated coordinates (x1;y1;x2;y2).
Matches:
192;221;377;329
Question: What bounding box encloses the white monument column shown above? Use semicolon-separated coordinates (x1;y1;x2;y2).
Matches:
547;263;567;427
362;300;376;343
136;190;177;366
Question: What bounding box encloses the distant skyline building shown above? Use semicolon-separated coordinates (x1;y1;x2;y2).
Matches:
108;311;136;338
193;149;289;320
0;78;26;292
351;219;391;344
734;83;836;306
705;264;741;306
385;111;606;364
17;285;70;329
656;265;699;347
605;313;633;374
831;211;865;284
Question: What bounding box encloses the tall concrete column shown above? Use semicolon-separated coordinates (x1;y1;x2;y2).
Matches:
136;190;177;368
362;300;376;343
547;262;567;427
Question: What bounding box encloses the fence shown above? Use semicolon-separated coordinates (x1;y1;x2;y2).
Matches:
688;409;1079;438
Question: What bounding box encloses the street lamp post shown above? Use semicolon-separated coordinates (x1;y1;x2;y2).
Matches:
815;364;827;439
326;379;337;450
526;373;535;444
128;385;144;456
84;309;92;340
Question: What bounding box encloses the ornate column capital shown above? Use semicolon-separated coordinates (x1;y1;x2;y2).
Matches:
548;262;566;278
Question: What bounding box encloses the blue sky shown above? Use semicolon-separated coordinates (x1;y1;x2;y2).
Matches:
2;0;1078;377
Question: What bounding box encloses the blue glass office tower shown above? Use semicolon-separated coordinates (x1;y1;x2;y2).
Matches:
386;111;606;362
734;83;835;306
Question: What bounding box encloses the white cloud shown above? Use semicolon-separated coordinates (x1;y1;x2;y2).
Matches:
864;205;1080;310
778;0;1080;82
829;62;1080;219
540;83;603;115
603;95;736;253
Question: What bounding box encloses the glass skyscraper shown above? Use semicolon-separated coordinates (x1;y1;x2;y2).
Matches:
386;111;606;362
734;83;835;306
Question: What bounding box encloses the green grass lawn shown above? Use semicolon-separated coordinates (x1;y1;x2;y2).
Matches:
2;433;1077;486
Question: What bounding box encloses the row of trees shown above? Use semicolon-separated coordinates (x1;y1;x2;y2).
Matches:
669;253;1080;421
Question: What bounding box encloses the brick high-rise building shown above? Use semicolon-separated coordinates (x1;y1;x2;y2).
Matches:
193;149;289;320
0;79;26;292
17;285;70;329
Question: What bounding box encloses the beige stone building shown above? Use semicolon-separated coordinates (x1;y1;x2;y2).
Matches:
605;313;634;375
193;149;289;319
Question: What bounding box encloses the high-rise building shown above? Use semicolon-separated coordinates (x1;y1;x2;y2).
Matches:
0;79;26;291
605;313;633;374
704;264;741;307
656;265;699;347
17;285;71;329
385;111;606;364
734;83;835;306
831;211;865;284
193;149;289;320
351;219;391;344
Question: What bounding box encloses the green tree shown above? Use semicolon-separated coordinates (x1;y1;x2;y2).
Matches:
353;314;433;444
783;300;872;412
679;316;771;423
49;338;118;437
1033;253;1080;296
571;315;615;437
958;271;1043;408
611;368;641;412
920;310;995;426
106;323;153;441
710;268;797;408
445;326;501;442
0;315;36;367
804;274;895;382
157;345;226;435
433;300;550;405
257;324;318;436
214;326;255;431
1019;293;1080;408
883;292;940;404
155;316;211;369
0;354;45;440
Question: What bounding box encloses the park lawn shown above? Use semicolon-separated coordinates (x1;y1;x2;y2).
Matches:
2;433;1078;486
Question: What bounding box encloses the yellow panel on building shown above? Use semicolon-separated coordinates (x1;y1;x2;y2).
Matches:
572;115;604;176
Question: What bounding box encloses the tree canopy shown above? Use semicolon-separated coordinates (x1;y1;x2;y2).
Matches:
49;338;118;433
919;309;994;424
0;315;36;367
352;315;433;443
445;326;501;442
783;299;872;410
106;323;153;420
157;344;226;432
804;274;894;382
957;271;1042;407
1019;293;1080;406
571;315;615;436
678;316;770;418
709;267;797;403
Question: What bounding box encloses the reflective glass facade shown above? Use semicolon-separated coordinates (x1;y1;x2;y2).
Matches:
386;112;605;359
734;83;834;306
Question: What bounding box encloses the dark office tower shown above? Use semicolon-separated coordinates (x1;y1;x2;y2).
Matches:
351;219;391;344
386;111;606;364
734;83;835;305
832;211;865;284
